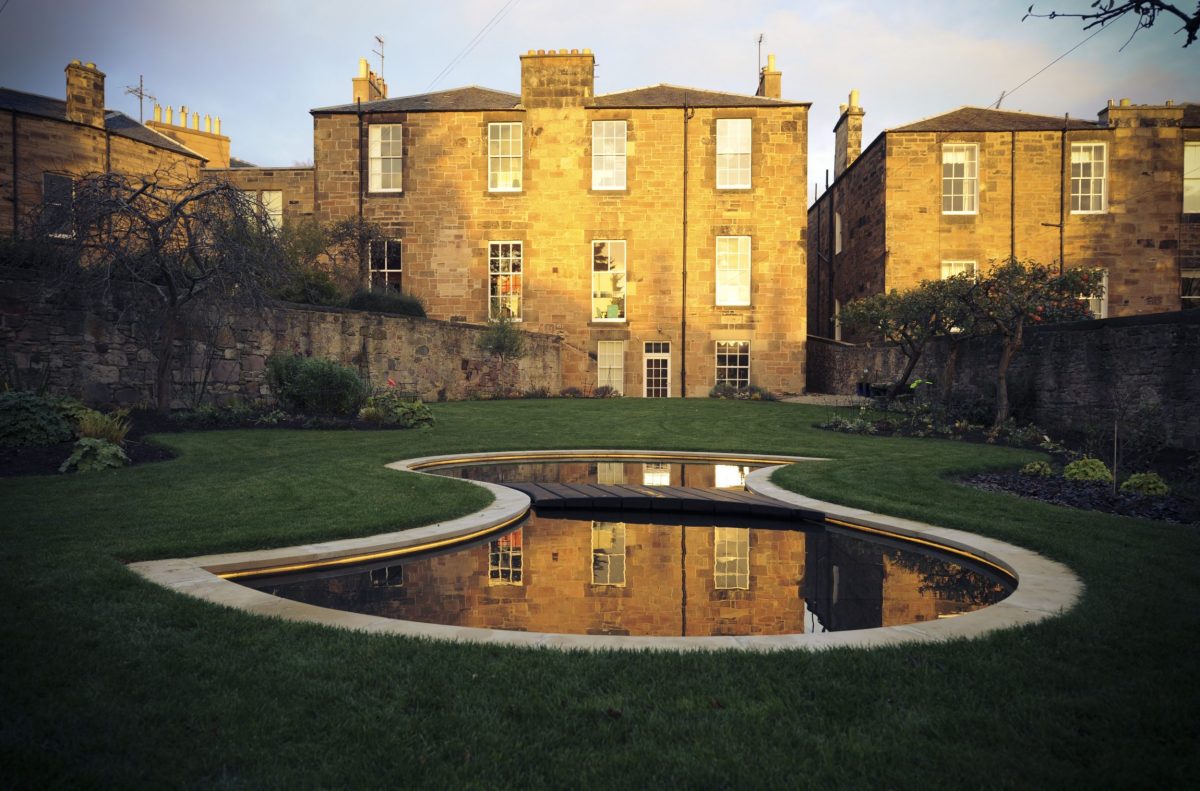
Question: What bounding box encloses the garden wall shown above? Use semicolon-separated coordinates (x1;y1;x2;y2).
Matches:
807;310;1200;449
0;270;567;409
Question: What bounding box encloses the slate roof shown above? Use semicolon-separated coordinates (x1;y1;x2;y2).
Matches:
591;84;809;108
0;87;204;160
891;106;1099;133
312;87;521;114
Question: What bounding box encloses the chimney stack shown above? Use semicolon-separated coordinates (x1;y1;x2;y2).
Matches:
65;60;106;127
352;57;388;103
756;53;781;100
833;88;864;178
520;48;595;109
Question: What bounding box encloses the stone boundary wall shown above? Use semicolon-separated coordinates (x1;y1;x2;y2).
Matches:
807;311;1200;449
0;270;563;408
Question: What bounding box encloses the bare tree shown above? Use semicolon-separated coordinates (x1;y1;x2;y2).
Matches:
1024;1;1200;48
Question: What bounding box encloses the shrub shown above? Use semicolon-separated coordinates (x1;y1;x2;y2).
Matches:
709;383;777;401
345;288;426;318
267;355;368;416
75;408;131;445
0;391;74;448
50;396;93;427
523;387;550;399
1120;472;1170;496
360;390;434;428
559;386;584;398
59;437;129;473
1064;457;1113;483
1020;460;1054;477
275;265;343;307
476;316;527;362
593;385;620;399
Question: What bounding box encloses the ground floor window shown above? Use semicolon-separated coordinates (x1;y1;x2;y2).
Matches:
489;241;522;320
369;239;402;292
715;341;749;389
369;565;404;588
597;340;624;393
591;522;626;586
940;260;977;280
1084;269;1109;319
643;341;670;398
642;462;670;486
42;172;74;237
488;529;523;585
1184;268;1200;309
714;527;750;590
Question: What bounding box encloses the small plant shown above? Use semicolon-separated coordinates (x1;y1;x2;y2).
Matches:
359;386;434;429
252;409;289;426
1064;457;1113;483
476;316;527;362
50;396;93;427
267;354;369;417
709;383;777;401
559;386;584;398
345;288;426;317
1020;460;1054;477
75;408;131;445
523;387;550;399
58;437;129;473
0;391;74;448
1120;472;1170;496
593;385;619;399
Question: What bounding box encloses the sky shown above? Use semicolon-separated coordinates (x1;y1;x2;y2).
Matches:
0;0;1194;202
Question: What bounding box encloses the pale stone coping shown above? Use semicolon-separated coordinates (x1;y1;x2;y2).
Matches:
128;450;1083;653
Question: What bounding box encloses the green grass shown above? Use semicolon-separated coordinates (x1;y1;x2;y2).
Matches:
2;399;1197;788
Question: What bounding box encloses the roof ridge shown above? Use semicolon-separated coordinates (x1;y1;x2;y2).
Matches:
596;82;792;103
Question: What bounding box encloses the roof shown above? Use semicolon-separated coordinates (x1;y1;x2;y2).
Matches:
591;84;809;109
312;86;520;114
1183;103;1200;126
890;106;1099;133
0;86;204;160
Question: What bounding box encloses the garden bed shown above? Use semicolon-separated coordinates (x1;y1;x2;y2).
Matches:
961;470;1196;525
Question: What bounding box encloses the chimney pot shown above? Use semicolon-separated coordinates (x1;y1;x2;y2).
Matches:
537;49;545;55
166;105;173;125
583;48;592;54
204;114;212;133
571;48;579;54
558;48;567;54
767;53;776;71
849;88;860;109
358;57;368;78
215;117;221;135
191;111;199;130
1107;99;1114;107
85;62;95;69
1120;97;1131;106
153;104;162;123
1165;99;1174;106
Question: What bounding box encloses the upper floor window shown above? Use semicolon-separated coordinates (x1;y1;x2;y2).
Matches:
1071;142;1107;214
834;211;843;254
940;260;977;280
592;240;626;321
489;241;522;320
715;340;750;390
715;236;751;306
714;527;750;590
42;173;74;238
488;529;523;585
716;118;751;189
488;122;522;192
368;124;403;192
369;239;402;292
942;144;978;214
591;522;626;586
592;120;627;190
1184;142;1200;214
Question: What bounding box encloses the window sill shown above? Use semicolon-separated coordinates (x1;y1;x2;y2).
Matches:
941;211;978;216
716;186;752;192
488;188;523;194
365;191;404;197
1070;210;1108;216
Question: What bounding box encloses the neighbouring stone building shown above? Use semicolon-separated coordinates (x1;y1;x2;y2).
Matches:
808;93;1200;339
0;60;207;236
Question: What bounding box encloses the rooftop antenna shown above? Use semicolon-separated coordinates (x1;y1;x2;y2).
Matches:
373;35;386;78
994;89;1007;110
757;33;764;72
124;75;156;123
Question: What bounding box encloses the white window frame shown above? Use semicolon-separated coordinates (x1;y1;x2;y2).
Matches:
488;241;523;321
714;527;750;590
716;118;751;189
488;529;523;585
940;260;977;280
42;172;74;238
1182;268;1200;309
643;341;671;398
1070;142;1107;214
1084;269;1109;319
597;340;624;394
713;464;750;490
592;120;627;190
1183;142;1200;214
715;236;751;306
941;143;978;215
715;340;749;390
488;122;523;192
591;522;626;586
369;565;404;588
261;190;283;229
592;240;627;322
369;239;402;292
642;462;670;486
368;123;403;193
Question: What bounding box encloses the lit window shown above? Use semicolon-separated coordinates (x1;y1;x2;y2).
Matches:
716;118;751;189
1182;268;1200;308
834;212;843;254
592;120;627;190
488;122;522;192
488;241;522;320
713;464;749;490
592;240;626;321
1184;142;1200;214
42;173;74;237
940;260;977;280
591;522;626;586
643;341;670;398
942;143;978;214
368;124;403;192
488;529;523;585
714;527;749;590
642;462;670;486
1071;143;1107;213
369;565;404;588
1084;269;1109;319
369;239;402;292
597;341;624;393
715;341;749;389
716;236;751;306
261;190;283;229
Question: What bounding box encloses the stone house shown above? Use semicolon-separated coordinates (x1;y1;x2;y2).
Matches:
222;50;811;397
0;61;207;237
808;93;1200;339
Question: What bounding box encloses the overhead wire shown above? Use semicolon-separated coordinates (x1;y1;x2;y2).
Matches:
427;0;523;92
991;23;1110;109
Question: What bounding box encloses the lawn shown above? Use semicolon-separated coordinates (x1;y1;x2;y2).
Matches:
2;399;1197;788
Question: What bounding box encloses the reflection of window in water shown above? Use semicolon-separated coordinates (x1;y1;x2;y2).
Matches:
489;529;523;585
591;522;626;586
714;527;750;590
369;565;404;588
596;462;625;485
642;462;670;486
713;464;749;489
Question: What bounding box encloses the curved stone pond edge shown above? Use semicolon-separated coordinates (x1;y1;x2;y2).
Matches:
128;450;1083;653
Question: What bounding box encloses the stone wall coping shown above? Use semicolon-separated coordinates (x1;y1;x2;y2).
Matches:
129;449;1082;652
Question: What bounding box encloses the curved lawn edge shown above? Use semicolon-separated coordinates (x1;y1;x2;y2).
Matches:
129;449;1082;652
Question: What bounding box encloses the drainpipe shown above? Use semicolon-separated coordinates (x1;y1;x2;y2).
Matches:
1010;130;1016;261
357;99;366;285
681;99;694;397
1059;116;1067;274
827;170;835;336
9;112;17;233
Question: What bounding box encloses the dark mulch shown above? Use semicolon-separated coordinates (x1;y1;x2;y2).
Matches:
0;439;176;478
962;471;1197;525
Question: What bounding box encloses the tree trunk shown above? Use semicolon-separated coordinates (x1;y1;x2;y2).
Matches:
154;311;179;414
940;342;961;409
887;351;921;401
992;321;1024;430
